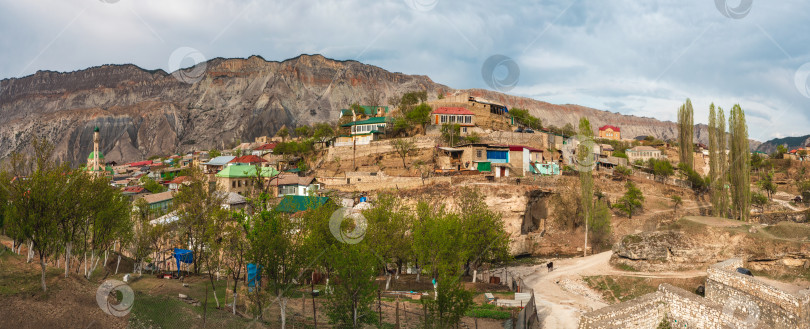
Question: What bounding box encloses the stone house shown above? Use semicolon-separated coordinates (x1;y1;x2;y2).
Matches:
215;164;279;196
336;116;388;146
203;155;236;174
626;145;663;163
268;174;320;197
598;125;621;140
508;145;544;176
431;107;476;134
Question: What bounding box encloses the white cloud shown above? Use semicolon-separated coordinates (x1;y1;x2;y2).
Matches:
1;0;810;141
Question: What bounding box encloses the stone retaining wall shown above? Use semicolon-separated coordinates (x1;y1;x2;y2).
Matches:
578;291;665;329
755;210;808;224
579;258;810;329
319;172;451;192
325;136;438;161
706;259;810;329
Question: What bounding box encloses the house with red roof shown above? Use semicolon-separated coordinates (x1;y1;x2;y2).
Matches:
228;155;267;166
167;176;191;192
432;107;475;128
251;143;278;156
598;125;621;140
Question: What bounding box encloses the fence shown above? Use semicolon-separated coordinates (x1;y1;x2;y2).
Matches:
479;269;540;329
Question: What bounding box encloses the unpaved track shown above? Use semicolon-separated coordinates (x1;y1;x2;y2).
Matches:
509;251;705;329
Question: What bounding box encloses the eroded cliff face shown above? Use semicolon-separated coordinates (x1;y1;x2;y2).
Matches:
0;55;444;166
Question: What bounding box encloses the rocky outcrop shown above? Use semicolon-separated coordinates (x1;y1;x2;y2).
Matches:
612;223;810;272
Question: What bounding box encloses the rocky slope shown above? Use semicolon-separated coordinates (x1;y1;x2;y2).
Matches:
0;54;758;167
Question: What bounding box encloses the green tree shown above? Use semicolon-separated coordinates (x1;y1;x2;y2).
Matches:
209;149;221;158
589;200;613;250
728;104;750;221
392;138;416;169
440;123;461;146
649;159;675;180
614;165;633;180
510;108;542;130
247;208;309;327
276;126;289;141
751;192;768;211
464;132;482;144
313;122;336;143
678;98;695;169
324;242;380;328
561;123;576;137
456;188;510;279
364;193;413;289
775;144;788;159
294;125;312;138
615;181;645;219
406;103;433;134
759;171;777;200
578;117;595;256
709;104;729;217
140;175;167;193
671;195;683;216
173;167;227;275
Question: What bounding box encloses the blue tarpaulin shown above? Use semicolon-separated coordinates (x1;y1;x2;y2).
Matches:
173;248;193;275
247;263;262;292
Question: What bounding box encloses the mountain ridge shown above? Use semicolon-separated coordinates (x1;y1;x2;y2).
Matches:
0;54;760;166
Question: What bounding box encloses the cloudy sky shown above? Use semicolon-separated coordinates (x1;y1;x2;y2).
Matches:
2;0;809;141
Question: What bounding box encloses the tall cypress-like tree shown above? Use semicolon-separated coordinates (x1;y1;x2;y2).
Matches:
728;104;750;221
678;99;695;169
578;117;594;257
717;107;729;217
708;104;730;218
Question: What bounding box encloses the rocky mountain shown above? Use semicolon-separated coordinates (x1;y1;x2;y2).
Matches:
755;134;810;154
0;54;759;167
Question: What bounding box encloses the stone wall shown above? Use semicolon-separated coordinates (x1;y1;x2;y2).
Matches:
706;259;810;329
579;258;810;329
754;210;808;224
578;292;665;329
325;136;438;161
319;171;451;192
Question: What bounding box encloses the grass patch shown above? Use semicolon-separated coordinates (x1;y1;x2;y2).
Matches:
763;222;810;240
465;303;512;320
583;275;706;304
614;263;639;272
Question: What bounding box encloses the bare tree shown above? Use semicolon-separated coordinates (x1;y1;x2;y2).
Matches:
392;138;417;169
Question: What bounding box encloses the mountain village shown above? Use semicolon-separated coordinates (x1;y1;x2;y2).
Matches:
3;84;810;329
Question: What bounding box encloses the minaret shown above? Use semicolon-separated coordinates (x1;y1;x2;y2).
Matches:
93;126;100;173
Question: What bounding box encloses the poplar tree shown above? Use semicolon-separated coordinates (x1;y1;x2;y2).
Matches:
578;117;594;257
708;104;729;217
678;99;695;169
728;104;750;221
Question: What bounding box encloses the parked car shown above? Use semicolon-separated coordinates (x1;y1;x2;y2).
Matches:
736;267;753;276
515;127;524;133
524;128;535;133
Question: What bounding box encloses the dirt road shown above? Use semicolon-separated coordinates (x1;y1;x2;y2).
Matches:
509;251;705;329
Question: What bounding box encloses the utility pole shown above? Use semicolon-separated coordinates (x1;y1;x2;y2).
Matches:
312;280;317;329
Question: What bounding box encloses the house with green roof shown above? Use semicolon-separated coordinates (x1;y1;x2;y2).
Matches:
215;164;280;196
335;116;388;146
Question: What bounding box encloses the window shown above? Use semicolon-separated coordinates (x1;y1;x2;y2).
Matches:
441;115;447;123
231;181;236;188
279;185;297;195
476;150;482;158
462;127;468;133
